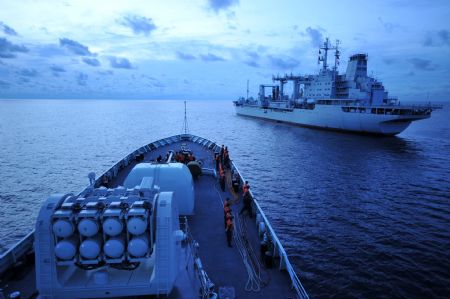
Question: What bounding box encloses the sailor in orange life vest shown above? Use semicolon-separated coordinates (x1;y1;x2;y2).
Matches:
223;199;231;228
243;181;250;193
240;182;253;218
219;166;225;192
225;213;234;247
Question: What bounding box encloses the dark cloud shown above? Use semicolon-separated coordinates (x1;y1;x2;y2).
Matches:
268;55;300;70
109;56;133;69
423;29;450;47
0;80;10;89
18;68;38;77
0;22;17;36
77;72;88;86
243;60;260;68
98;70;114;76
208;0;239;12
304;27;324;48
377;17;401;33
50;65;65;72
246;51;260;60
176;51;196;60
82;57;101;67
120;15;157;35
382;58;396;65
408;58;436;71
59;38;94;56
0;37;28;58
200;53;226;62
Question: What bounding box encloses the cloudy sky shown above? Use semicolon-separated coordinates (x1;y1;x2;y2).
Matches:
0;0;449;100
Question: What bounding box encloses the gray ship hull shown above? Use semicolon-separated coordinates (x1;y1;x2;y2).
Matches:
235;104;430;135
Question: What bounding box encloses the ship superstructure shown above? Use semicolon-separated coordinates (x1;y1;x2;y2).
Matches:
235;38;442;135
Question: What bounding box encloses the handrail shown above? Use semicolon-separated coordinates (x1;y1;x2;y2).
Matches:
0;231;34;274
230;162;309;299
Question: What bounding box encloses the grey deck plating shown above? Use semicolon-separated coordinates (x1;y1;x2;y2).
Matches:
0;136;304;298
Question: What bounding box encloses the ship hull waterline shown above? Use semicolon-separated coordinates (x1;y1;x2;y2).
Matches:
235;105;430;136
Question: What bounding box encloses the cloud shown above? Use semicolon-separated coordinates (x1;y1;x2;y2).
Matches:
98;70;114;75
0;37;28;58
18;68;38;77
0;22;17;36
304;27;324;48
77;72;88;86
109;56;133;69
208;0;239;12
408;58;436;71
59;38;94;56
0;80;10;89
268;55;300;70
377;17;401;33
50;65;65;72
243;60;260;68
382;57;396;65
423;29;450;47
246;51;260;60
176;51;196;60
82;57;101;67
200;53;226;62
120;15;157;35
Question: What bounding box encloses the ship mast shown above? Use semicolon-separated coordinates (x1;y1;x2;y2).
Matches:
318;38;340;74
246;79;249;100
182;100;189;134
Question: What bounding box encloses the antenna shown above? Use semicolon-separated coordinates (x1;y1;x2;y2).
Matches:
182;100;189;134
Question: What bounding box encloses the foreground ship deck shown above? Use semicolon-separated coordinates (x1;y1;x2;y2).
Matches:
0;134;308;299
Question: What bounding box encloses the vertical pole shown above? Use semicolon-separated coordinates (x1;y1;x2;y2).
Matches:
246;79;249;100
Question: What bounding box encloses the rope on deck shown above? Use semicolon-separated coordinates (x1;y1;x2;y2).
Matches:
213;170;269;293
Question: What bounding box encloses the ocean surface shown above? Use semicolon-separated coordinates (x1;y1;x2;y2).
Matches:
0;99;449;298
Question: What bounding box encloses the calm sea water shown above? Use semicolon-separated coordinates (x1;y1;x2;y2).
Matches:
0;100;449;298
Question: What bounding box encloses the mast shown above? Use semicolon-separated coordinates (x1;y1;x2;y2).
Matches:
246;79;249;100
182;100;189;134
318;38;339;74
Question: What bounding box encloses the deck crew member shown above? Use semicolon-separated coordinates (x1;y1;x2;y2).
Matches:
214;153;221;171
223;147;230;169
240;190;253;218
220;145;225;162
219;167;225;191
243;181;250;194
232;172;240;193
224;199;231;228
226;215;234;247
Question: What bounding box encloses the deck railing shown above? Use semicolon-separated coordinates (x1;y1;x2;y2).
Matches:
230;162;310;299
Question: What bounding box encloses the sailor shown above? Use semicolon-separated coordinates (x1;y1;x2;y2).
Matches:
224;200;231;228
156;155;162;162
225;215;234;248
220;145;225;161
232;172;240;193
223;147;230;169
214;153;220;171
240;190;253;218
243;181;250;194
219;167;225;191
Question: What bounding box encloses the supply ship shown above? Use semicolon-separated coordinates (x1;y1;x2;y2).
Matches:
234;39;442;135
0;110;309;299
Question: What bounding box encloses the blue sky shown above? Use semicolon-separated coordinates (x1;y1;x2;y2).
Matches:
0;0;449;101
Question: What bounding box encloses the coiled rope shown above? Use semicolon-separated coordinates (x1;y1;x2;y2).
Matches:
213;176;269;293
